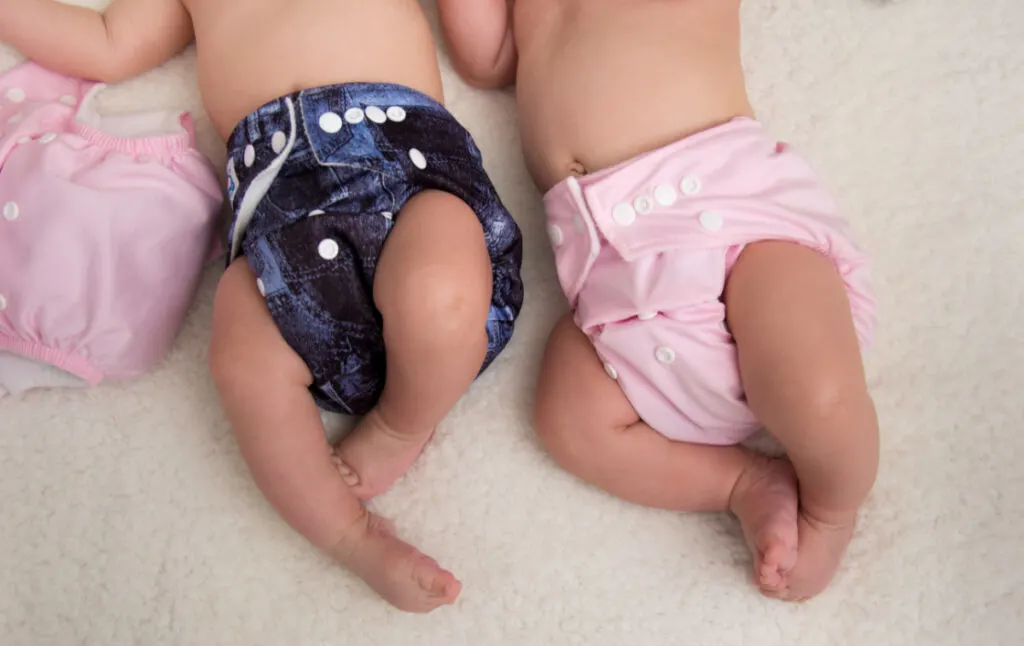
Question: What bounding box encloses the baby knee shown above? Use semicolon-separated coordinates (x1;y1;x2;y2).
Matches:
801;377;876;433
787;378;880;483
381;262;492;339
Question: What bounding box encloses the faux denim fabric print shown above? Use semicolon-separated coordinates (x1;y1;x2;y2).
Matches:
224;83;524;415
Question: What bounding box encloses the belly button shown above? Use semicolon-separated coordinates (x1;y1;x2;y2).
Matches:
568;160;588;177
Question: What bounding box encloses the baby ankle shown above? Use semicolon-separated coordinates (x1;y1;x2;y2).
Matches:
369;404;435;441
799;500;860;529
326;505;375;560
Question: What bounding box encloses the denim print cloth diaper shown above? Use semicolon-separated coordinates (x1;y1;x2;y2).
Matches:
225;83;524;415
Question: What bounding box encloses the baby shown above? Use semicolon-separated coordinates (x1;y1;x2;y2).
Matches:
440;0;879;601
1;0;524;612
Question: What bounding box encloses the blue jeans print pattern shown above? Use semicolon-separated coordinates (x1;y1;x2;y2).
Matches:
225;83;524;416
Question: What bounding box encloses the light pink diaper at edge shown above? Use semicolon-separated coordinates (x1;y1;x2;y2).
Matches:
0;62;223;396
543;118;876;445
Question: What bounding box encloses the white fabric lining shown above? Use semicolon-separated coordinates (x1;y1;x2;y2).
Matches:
75;83;185;138
0;351;85;398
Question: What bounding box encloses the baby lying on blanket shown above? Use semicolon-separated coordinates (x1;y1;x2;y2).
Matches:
440;0;879;601
1;0;524;612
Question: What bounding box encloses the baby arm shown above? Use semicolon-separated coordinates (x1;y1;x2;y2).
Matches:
437;0;517;88
0;0;193;83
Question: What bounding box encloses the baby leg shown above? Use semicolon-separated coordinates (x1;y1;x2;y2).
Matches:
534;315;801;592
725;241;880;601
334;190;494;499
209;261;461;612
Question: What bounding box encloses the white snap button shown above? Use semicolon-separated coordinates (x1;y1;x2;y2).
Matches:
699;211;724;231
655;346;676;364
654;184;677;206
309;209;326;216
612;202;636;227
344;108;365;124
7;113;22;124
386;106;406;122
633;195;654;215
604;362;619;380
39;133;56;144
319;112;343;133
409;148;427;169
2;201;18;221
680;176;702;196
0;294;6;311
381;211;393;220
318;238;340;260
243;145;256;168
638;311;657;321
271;131;287;154
365;106;387;124
547;224;564;247
5;87;25;103
59;94;77;106
256;278;266;297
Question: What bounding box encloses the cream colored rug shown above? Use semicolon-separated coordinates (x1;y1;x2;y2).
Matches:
2;1;1022;644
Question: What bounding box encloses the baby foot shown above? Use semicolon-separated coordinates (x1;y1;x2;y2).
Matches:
729;456;800;595
332;511;461;613
774;510;856;602
333;408;434;500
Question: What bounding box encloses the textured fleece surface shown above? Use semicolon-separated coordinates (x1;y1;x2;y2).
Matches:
2;1;1022;644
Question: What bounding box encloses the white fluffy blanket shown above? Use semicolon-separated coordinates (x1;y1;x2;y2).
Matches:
2;1;1022;644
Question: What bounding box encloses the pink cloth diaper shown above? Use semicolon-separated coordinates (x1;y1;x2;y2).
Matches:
543;118;876;445
0;63;223;397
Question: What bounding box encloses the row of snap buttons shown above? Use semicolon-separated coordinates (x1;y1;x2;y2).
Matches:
611;175;705;227
597;176;703;380
547;175;719;247
243;133;287;167
241;106;425;171
318;105;406;134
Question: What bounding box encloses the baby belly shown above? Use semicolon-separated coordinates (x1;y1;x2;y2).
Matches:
192;0;442;139
515;0;750;191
